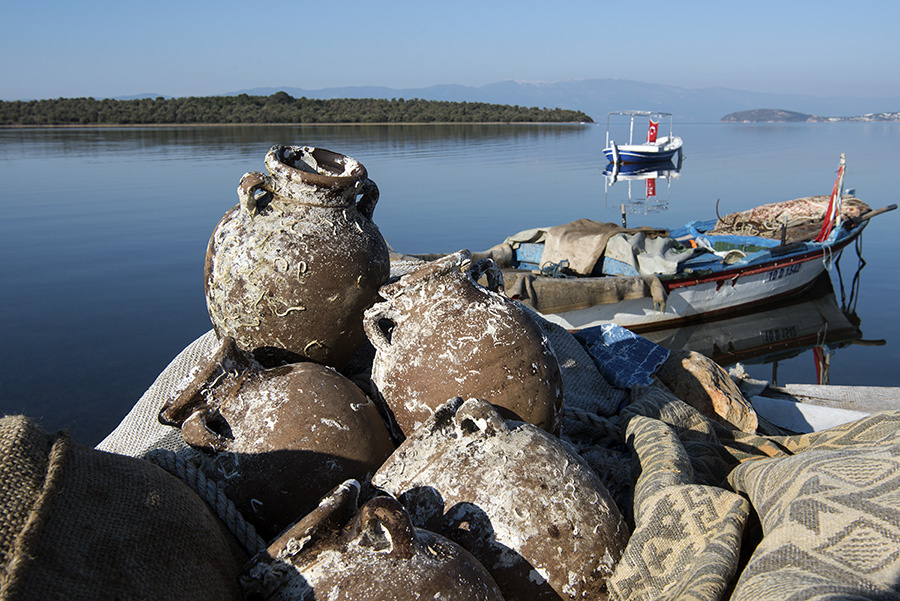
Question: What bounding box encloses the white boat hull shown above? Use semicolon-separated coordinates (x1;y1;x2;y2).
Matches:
538;249;834;332
604;136;684;165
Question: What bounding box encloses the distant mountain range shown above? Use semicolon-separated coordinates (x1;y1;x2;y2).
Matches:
214;79;899;123
115;79;899;124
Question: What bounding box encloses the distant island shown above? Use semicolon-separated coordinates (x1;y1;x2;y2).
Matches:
0;93;593;126
721;108;900;123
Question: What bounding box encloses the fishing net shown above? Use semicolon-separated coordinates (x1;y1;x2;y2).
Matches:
708;196;871;242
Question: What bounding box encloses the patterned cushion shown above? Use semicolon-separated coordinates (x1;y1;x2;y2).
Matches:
728;412;900;600
611;383;900;601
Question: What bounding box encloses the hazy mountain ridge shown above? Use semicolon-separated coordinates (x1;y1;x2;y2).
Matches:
722;108;900;122
227;79;900;123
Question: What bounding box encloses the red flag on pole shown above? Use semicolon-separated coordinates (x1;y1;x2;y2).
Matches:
647;119;659;143
814;155;846;242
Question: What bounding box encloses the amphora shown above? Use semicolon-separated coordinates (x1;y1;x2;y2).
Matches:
241;480;504;601
159;337;395;539
205;145;390;368
363;250;563;436
373;398;630;601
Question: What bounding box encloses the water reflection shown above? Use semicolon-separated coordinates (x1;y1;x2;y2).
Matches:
640;272;881;386
0;123;591;161
602;157;682;224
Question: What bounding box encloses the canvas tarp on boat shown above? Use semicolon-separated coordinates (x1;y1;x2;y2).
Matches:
538;219;672;276
496;218;724;315
511;218;706;276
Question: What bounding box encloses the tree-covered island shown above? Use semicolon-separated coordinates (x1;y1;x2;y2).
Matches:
0;92;593;126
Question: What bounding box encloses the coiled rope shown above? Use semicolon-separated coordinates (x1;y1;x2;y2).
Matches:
146;448;267;556
540;259;571;278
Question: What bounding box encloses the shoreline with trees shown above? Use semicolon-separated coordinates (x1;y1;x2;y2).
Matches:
0;93;593;126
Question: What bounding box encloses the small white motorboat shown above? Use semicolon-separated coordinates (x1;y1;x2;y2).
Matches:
603;110;683;165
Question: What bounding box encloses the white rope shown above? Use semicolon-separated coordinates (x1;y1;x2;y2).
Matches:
822;244;835;270
146;448;267;556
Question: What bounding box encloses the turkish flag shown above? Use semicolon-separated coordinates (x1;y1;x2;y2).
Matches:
646;178;656;197
647;119;659;142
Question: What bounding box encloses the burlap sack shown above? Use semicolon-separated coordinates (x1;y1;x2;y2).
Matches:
0;415;245;601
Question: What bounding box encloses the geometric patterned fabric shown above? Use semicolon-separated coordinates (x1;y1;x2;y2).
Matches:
728;413;900;600
607;381;900;601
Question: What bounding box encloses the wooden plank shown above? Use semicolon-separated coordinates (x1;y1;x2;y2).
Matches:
766;384;900;414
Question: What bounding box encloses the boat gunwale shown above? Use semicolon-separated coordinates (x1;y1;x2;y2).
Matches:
661;226;862;291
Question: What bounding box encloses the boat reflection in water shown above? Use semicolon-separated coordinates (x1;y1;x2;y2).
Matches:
603;158;682;224
639;272;881;385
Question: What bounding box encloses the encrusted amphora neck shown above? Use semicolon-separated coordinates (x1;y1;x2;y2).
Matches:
238;145;379;215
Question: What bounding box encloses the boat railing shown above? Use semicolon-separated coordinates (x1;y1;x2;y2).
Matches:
606;111;675;146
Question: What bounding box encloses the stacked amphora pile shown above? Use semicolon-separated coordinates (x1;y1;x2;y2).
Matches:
160;145;629;601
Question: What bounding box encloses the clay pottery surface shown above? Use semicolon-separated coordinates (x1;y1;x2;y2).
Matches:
205;145;390;368
373;398;629;601
656;349;759;433
159;337;396;540
242;480;504;601
364;250;563;437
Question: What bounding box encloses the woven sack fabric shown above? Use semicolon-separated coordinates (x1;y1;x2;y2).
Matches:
0;415;245;601
0;416;54;585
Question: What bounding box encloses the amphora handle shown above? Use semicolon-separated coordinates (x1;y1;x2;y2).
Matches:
237;171;272;216
363;303;401;353
356;178;380;221
181;409;229;452
355;496;419;560
158;336;254;453
467;257;505;293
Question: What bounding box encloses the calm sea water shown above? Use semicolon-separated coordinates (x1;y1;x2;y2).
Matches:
1;123;898;445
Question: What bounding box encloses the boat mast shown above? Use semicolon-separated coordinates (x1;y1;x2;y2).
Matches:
606;113;611;148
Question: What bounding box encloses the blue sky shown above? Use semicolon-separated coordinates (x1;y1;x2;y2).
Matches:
4;0;898;100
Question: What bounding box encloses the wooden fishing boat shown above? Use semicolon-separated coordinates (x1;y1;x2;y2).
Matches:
401;157;895;334
603;110;683;165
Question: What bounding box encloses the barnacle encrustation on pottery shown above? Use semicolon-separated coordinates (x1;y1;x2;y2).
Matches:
158;337;396;540
363;250;563;437
241;480;504;601
373;397;630;601
205;145;390;368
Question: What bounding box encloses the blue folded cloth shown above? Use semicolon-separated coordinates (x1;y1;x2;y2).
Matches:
574;323;670;390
